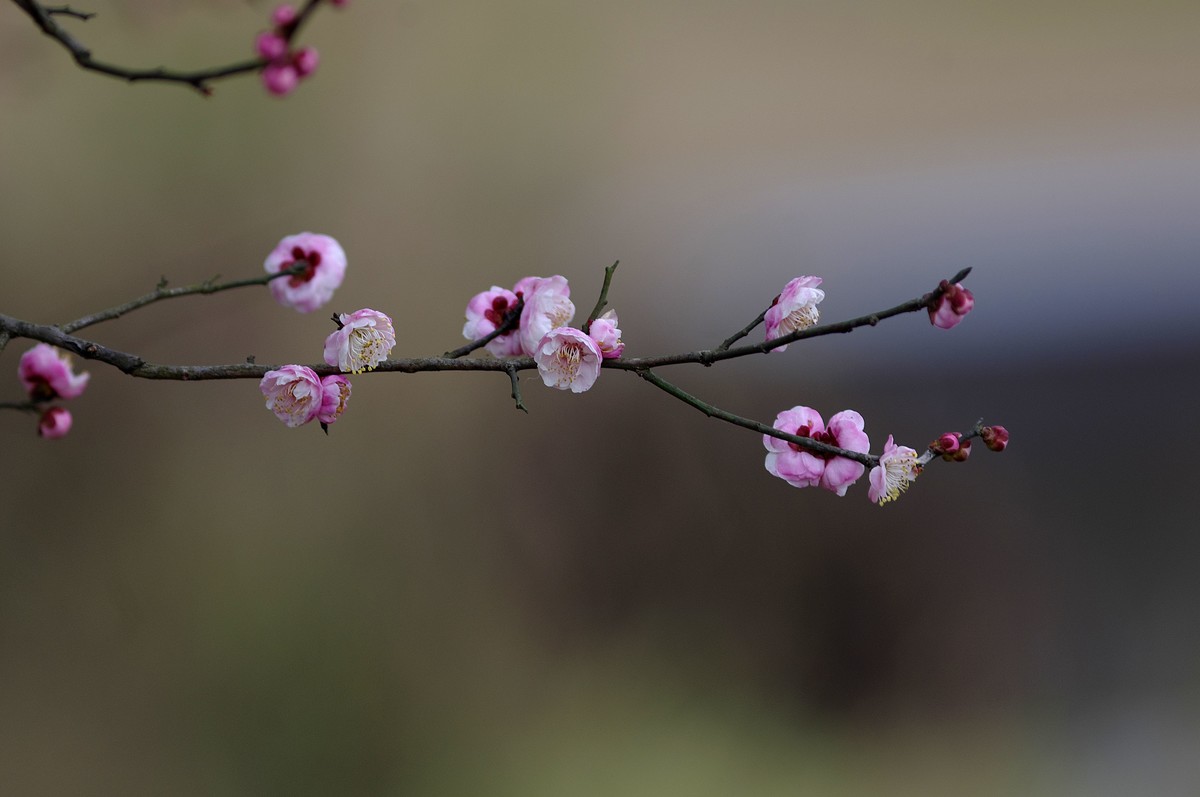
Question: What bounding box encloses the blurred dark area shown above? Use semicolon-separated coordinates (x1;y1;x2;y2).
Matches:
2;2;1199;794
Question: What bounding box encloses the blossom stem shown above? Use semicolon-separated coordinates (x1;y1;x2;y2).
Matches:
714;306;770;353
59;261;311;334
444;296;524;359
504;363;528;413
11;0;325;95
635;368;878;467
581;261;619;336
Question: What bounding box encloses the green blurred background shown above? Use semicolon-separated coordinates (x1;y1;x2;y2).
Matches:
2;1;1198;794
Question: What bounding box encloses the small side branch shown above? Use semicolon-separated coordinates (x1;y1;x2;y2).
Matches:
11;0;325;95
60;262;310;334
714;306;769;353
444;296;524;359
636;368;877;467
504;363;528;413
582;261;619;335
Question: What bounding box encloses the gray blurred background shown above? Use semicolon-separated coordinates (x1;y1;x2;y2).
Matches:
2;1;1199;794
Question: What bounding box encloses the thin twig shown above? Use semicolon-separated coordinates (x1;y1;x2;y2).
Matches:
43;4;92;20
714;306;770;353
60;262;310;334
636;368;878;467
581;261;619;335
11;0;324;95
504;363;527;413
444;296;524;359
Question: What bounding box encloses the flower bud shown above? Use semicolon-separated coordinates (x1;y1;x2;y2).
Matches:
980;425;1009;452
928;280;975;330
931;432;961;458
37;406;72;439
949;438;972;462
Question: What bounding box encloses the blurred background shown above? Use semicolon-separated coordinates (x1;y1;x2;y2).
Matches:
2;1;1199;794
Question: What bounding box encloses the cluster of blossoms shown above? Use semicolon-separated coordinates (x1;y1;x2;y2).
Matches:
259;232;396;430
758;272;994;503
256;1;350;96
461;275;623;393
16;344;90;438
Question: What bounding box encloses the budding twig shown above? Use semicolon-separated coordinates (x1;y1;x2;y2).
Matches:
581;261;620;335
10;0;326;95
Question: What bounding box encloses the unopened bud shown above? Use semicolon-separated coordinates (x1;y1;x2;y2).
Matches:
980;425;1009;452
949;438;972;462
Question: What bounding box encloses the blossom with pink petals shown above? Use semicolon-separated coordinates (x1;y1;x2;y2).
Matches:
324;309;396;373
534;327;602;392
18;343;90;401
462;286;524;357
260;365;323;427
869;435;920;505
264;232;347;312
318;374;352;425
763;406;870;496
764;276;824;352
929;280;974;329
588;309;624;359
37;407;72;439
519;276;575;357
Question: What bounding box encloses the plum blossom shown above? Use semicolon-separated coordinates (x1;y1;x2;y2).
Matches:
37;407;72;439
929;280;974;329
764;276;824;352
260;365;323;427
869;435;920;505
588;309;624;359
534;327;602;392
318;374;352;425
271;4;297;27
519;276;575;357
264;233;346;312
763;406;870;496
18;343;90;401
324;309;396;373
462;286;524;357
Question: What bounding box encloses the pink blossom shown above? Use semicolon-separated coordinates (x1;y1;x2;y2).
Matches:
764;276;824;352
318;375;352;425
256;31;289;61
512;275;541;299
929;280;974;329
264;232;347;312
588;309;624;359
763;406;869;496
534;327;602;392
462;286;524;357
37;407;72;439
868;435;920;505
271;4;298;28
519;276;575;357
324;309;396;373
18;344;90;401
262;62;299;95
260;365;323;427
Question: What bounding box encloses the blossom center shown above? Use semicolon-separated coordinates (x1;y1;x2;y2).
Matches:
783;304;819;334
555;342;583;377
878;452;919;504
788;424;836;458
286;246;322;286
484;296;512;327
348;327;388;373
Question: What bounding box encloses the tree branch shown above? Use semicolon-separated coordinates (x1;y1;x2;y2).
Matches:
10;0;325;95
